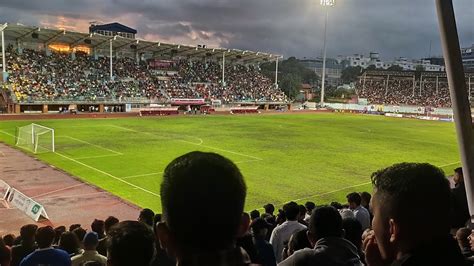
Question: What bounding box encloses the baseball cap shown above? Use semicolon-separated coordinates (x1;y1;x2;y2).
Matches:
83;231;99;246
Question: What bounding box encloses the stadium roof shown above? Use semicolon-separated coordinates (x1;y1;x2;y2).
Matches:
1;23;282;63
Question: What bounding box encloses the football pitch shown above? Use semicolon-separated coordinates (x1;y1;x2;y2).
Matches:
0;113;461;212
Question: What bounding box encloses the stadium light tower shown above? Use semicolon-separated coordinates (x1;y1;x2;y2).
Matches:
0;23;7;82
319;0;335;107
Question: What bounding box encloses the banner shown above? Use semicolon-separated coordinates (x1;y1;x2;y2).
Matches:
0;180;10;200
6;188;49;222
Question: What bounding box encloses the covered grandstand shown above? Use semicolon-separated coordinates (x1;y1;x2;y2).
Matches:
0;23;287;114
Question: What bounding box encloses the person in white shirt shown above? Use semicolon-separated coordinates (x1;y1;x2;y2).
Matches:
346;192;371;231
270;201;307;263
71;232;107;266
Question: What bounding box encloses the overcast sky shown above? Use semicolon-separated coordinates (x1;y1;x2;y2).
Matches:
0;0;472;60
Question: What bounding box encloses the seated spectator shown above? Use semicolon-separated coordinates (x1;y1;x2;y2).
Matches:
0;237;11;266
363;163;466;266
106;221;155;266
451;167;469;229
360;191;373;222
91;220;105;240
251;218;276;266
270;201;307;263
279;206;362;266
263;204;276;220
11;224;38;266
156;151;250;265
54;226;67;246
284;229;312;260
346;192;371;231
98;216;119;256
58;232;83;257
72;228;86;248
71;232;107;266
303;202;315;223
297;205;308;227
330;202;343;210
138;208;155;231
342;217;365;263
69;225;81;232
20;226;70;266
3;234;15;247
250;210;261;221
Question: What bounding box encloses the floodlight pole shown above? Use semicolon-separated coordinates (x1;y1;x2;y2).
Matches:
320;0;334;107
109;39;113;81
275;57;279;89
436;0;474;223
1;23;6;82
222;52;226;88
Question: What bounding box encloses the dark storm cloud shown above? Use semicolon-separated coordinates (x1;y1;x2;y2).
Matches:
0;0;472;59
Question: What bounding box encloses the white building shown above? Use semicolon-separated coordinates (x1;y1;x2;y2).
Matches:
338;52;445;72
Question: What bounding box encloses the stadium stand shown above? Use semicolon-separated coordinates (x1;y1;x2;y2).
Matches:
356;70;474;108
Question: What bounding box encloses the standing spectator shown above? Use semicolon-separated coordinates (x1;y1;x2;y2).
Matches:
54;226;66;246
451;167;469;229
71;232;107;266
20;226;70;266
284;229;312;260
360;192;373;222
270;201;307;263
58;232;83;257
156;151;250;265
297;205;308;227
138;208;155;231
363;163;465;266
250;210;261;221
346;192;370;231
91;220;105;240
279;206;362;266
106;221;155;266
303;202;315;224
11;225;37;266
263;204;275;220
3;235;15;248
98;216;119;256
251;218;276;266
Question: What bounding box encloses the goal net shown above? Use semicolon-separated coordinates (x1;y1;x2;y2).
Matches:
15;124;55;154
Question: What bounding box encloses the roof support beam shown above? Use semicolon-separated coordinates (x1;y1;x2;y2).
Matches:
16;27;40;41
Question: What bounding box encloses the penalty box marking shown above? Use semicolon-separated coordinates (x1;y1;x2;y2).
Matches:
108;125;263;162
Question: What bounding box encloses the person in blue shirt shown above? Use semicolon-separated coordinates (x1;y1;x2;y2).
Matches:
20;226;71;266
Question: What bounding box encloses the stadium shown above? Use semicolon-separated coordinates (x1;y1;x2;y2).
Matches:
0;1;473;265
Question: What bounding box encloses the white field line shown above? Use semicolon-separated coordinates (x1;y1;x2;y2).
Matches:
74;154;122;160
109;125;263;161
438;161;460;168
109;125;204;146
33;183;87;199
59;136;123;155
0;130;15;138
122;172;163;179
55;152;160;197
39;191;110;200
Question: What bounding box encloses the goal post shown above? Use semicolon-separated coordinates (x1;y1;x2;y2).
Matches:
16;123;55;153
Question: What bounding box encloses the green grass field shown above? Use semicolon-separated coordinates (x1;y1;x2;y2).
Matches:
0;113;461;212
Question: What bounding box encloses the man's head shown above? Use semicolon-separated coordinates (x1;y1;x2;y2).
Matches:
346;192;362;210
298;205;307;220
250;210;260;220
360;192;371;209
370;163;451;261
91;219;105;237
455;227;471;250
263;203;275;215
20;224;38;243
305;201;316;214
36;226;55;249
283;201;300;221
139;208;155;227
83;232;99;251
69;224;81;232
106;221;155;266
158;151;247;254
104;216;119;234
250;217;271;239
453;167;464;185
307;206;343;245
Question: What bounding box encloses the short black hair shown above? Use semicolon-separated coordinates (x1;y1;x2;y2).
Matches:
107;221;155;266
20;224;38;242
330;202;343;210
250;210;260;220
305;201;316;212
72;227;87;244
59;231;81;255
161;151;246;251
454;167;463;176
371;163;451;235
283;201;300;221
298;205;307;217
91;219;105;236
69;224;81;232
309;206;342;240
288;229;312;252
346;192;362;206
264;203;275;214
104;216;119;233
36;226;55;248
139;208;155;227
342;218;363;249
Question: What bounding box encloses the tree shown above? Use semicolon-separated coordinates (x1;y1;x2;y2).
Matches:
341;66;363;84
280;73;302;99
261;57;318;86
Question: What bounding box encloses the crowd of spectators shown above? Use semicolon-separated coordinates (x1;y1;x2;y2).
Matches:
0;152;473;266
356;75;473;108
5;47;287;104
